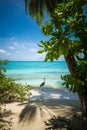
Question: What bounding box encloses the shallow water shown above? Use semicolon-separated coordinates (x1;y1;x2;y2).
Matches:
6;61;69;88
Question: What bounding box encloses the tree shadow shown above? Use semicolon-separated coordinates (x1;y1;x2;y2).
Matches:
19;98;81;125
19;104;37;123
18;87;82;129
45;115;87;130
30;87;79;100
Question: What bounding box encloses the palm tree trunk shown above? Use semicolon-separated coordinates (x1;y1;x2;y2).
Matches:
64;52;87;120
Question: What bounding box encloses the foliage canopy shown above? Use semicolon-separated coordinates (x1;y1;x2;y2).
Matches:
38;0;87;93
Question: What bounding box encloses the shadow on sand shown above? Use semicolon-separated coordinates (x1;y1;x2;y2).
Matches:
30;87;79;100
45;115;87;130
18;88;86;130
19;99;81;125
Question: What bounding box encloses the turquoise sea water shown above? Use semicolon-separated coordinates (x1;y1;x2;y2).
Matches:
5;61;69;88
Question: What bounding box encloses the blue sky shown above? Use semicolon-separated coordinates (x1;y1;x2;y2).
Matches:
0;0;64;61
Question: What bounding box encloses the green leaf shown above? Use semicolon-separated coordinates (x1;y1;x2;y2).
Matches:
38;50;45;53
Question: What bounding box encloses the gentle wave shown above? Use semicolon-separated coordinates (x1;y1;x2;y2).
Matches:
6;61;69;88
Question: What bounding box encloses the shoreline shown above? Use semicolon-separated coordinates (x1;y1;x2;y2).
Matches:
30;87;80;101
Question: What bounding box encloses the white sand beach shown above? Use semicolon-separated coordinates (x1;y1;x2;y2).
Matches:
30;87;79;100
2;88;83;130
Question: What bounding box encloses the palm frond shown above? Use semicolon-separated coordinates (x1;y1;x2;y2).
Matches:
25;0;61;24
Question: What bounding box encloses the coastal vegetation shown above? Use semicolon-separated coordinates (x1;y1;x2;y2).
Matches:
0;59;33;129
25;0;87;119
0;59;32;103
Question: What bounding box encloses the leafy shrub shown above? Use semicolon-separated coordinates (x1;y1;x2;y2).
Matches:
0;59;33;103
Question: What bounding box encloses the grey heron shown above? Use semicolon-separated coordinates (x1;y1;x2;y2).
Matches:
40;78;45;100
40;78;45;88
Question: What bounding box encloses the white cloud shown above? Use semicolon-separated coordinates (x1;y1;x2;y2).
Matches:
26;52;46;61
59;55;65;61
0;49;12;56
0;49;7;54
30;48;37;52
35;53;46;60
7;52;12;55
9;46;15;50
14;42;19;46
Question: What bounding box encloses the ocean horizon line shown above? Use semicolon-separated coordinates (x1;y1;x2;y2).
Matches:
7;60;65;62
